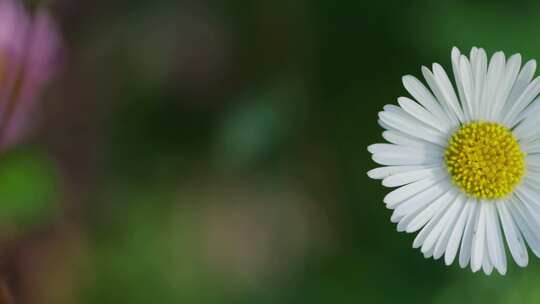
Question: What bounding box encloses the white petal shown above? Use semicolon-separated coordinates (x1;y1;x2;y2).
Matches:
451;47;470;121
524;169;540;183
382;130;441;150
459;198;480;268
497;201;528;267
491;54;521;122
513;119;540;143
433;194;466;259
421;66;460;126
396;182;451;232
516;185;540;210
384;173;447;208
510;108;540;142
390;211;403;224
469;47;478;63
382;166;445;187
471;48;488;121
368;142;443;167
503;76;540;127
368;143;441;158
458;55;475;121
397;97;450;133
367;165;432;180
471;201;488;272
515;192;540;254
515;97;540;127
444;198;473;265
412;190;457;249
485;203;507;275
401;75;452;126
521;140;540;154
371;145;443;166
508;59;537;120
526;154;540;169
432;64;465;122
378;109;448;147
481;240;494;275
378;118;391;131
480;51;505;121
394;178;452;218
494;206;508;275
406;189;457;233
507;197;540;257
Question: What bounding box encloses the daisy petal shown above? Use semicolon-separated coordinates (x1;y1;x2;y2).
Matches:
520;139;540;154
397;97;449;133
401;75;452;126
482;240;494;275
485;203;507;275
497;201;528;267
412;192;456;249
451;47;470;120
382;130;441;150
367;165;431;180
526;154;540;169
384;173;447;208
491;54;521;122
459;198;480;268
509;59;537;120
378;109;448;147
458;55;475;121
368;143;440;157
382;166;445;187
393;178;452;218
481;51;505;121
470;48;488;120
433;194;466;260
444;198;473;265
508;197;540;257
395;182;452;232
471;201;488;272
369;143;443;166
503;76;540;127
424;64;464;123
406;189;457;233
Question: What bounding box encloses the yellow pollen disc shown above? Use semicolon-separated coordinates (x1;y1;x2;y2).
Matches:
445;121;525;200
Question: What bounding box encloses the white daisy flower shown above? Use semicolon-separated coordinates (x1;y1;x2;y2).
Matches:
367;47;540;275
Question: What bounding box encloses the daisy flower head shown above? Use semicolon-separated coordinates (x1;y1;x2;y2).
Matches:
0;0;61;149
368;47;540;275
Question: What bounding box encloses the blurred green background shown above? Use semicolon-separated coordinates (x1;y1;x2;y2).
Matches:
8;0;540;303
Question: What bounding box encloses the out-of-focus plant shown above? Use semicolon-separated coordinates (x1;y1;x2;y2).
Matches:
0;0;61;148
0;1;65;302
0;0;63;231
0;149;60;232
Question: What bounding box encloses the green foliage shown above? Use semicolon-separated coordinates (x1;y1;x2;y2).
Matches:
0;149;60;231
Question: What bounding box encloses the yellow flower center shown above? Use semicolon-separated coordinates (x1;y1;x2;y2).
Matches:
445;121;525;200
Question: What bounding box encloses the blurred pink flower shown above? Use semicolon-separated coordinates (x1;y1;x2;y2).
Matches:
0;0;61;149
